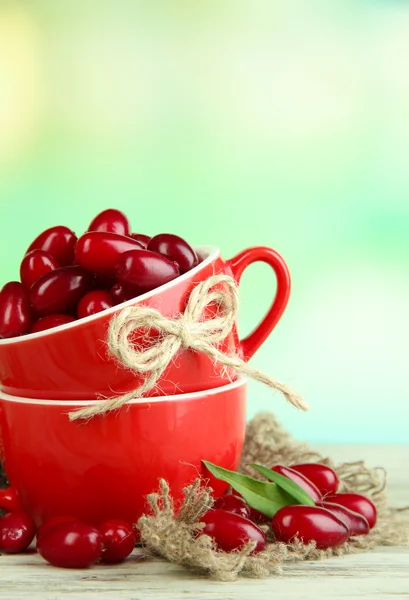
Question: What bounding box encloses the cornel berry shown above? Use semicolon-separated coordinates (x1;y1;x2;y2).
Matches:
30;266;93;316
30;314;77;333
36;520;103;568
317;501;370;536
272;505;349;549
147;233;198;274
20;250;59;289
323;493;377;529
77;290;113;319
130;233;150;247
291;463;339;497
0;282;33;338
115;249;180;294
110;282;130;305
36;515;78;543
87;208;130;237
270;465;322;503
98;519;136;564
75;232;144;276
0;209;199;338
213;494;252;519
200;509;266;553
0;511;36;554
26;226;77;266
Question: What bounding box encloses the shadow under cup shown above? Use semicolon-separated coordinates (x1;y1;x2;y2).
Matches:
0;378;247;526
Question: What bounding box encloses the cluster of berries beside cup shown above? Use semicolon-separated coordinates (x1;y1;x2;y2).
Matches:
199;463;377;553
0;208;199;339
0;463;377;567
0;512;136;568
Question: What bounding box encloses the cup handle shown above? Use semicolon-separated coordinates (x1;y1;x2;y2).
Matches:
226;246;291;361
0;487;21;512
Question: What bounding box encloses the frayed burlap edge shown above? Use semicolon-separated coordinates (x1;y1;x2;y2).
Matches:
137;412;409;581
137;478;288;582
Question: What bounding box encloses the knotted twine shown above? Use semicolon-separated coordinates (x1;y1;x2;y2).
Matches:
69;275;306;421
137;412;409;582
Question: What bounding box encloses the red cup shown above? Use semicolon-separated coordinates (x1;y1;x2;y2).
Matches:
0;245;290;399
0;378;246;526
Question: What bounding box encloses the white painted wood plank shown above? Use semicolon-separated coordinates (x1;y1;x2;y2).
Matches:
0;445;408;600
2;548;408;600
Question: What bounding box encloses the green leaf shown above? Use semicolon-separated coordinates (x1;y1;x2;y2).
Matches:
202;460;294;518
250;464;316;506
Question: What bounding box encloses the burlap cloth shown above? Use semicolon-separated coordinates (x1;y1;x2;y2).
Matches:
137;412;409;581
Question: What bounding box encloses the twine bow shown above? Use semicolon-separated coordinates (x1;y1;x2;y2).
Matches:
69;274;307;421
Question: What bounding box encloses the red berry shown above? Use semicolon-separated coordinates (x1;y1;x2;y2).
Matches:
20;250;59;289
130;233;150;247
272;505;349;549
228;489;270;524
317;502;370;536
98;519;136;564
93;273;117;290
0;282;33;338
291;463;340;497
270;465;322;502
37;516;78;543
200;509;266;553
87;209;131;237
30;266;93;316
0;511;36;553
27;226;77;266
110;282;131;305
30;314;76;333
323;493;377;529
75;232;143;276
36;520;103;568
77;290;113;319
147;233;198;274
115;249;180;294
213;494;252;519
249;507;271;525
0;489;21;512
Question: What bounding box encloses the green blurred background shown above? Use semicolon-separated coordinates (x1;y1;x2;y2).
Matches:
0;1;408;443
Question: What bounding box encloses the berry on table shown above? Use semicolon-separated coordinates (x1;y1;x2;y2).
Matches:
272;505;349;549
0;511;36;554
36;519;103;568
98;519;136;564
200;509;266;553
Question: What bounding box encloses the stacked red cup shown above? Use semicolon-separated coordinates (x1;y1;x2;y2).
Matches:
0;209;291;530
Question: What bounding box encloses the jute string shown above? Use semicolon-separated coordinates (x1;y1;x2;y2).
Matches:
137;412;409;582
69;275;306;421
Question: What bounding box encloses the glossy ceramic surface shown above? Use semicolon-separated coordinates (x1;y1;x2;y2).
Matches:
0;245;290;399
0;379;247;527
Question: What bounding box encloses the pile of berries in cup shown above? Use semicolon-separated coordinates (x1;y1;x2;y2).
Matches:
200;463;377;553
0;209;199;338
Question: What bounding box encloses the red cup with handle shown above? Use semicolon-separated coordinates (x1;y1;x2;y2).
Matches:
0;245;290;400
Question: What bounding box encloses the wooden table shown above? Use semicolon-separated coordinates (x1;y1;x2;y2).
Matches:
1;445;408;600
